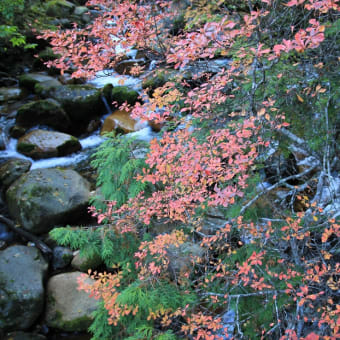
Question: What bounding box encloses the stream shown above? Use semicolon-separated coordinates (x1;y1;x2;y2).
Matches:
0;67;156;170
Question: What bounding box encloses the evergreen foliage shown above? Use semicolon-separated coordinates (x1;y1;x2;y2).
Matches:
90;133;151;211
46;0;340;339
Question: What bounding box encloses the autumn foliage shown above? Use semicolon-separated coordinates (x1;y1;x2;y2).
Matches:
43;0;340;339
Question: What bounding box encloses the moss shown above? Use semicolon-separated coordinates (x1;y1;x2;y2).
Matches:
111;86;139;106
46;0;75;17
26;184;53;197
57;137;81;156
19;75;39;92
17;142;36;154
16;99;65;127
53;310;92;332
34;80;63;97
142;70;167;91
170;13;186;36
33;47;60;71
50;84;103;122
102;83;113;102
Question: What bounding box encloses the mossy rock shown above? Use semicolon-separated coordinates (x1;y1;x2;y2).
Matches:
17;130;81;159
19;73;60;92
16;99;71;131
0;87;21;103
111;86;139;106
71;250;102;272
34;79;62;97
6;168;90;234
17;142;36;154
45;272;98;331
0;246;48;331
102;83;113;102
142;70;168;91
46;0;76;17
33;48;61;71
74;6;88;16
9;125;26;138
142;69;180;95
0;158;32;191
48;84;103;123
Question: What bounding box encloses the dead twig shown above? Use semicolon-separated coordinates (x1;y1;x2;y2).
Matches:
0;215;52;255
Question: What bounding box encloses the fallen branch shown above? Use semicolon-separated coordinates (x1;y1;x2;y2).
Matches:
240;165;317;215
202;289;286;298
0;215;52;255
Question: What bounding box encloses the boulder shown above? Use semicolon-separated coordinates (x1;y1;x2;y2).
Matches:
101;110;139;135
71;250;102;272
17;130;81;159
52;246;74;270
16;99;71;131
110;86;139;106
48;84;103;123
0;87;21;103
19;73;59;92
33;48;60;72
141;68;184;97
46;0;76;17
34;79;63;97
0;158;32;191
6;168;90;234
45;272;98;331
0;222;15;242
0;245;48;331
9;125;26;138
74;6;88;16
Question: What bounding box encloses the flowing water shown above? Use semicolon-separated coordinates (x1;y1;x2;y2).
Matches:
0;67;155;170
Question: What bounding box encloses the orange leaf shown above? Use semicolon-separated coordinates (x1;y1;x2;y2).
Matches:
297;94;304;102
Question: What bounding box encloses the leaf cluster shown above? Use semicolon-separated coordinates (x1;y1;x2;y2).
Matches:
91;133;152;211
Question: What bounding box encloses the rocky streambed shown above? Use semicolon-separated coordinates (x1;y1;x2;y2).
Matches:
0;62;157;338
0;6;234;336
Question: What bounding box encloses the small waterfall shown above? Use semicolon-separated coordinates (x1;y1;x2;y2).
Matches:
149;60;157;71
89;70;142;90
101;95;112;115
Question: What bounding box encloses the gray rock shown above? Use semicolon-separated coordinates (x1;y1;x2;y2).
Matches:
52;246;73;270
46;0;76;17
74;6;88;16
0;245;48;331
17;129;81;159
0;158;32;191
0;222;15;242
16;99;70;131
9;125;26;138
45;271;98;331
0;87;21;103
33;79;63;98
6;168;90;234
71;250;102;272
19;73;59;92
48;84;103;123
